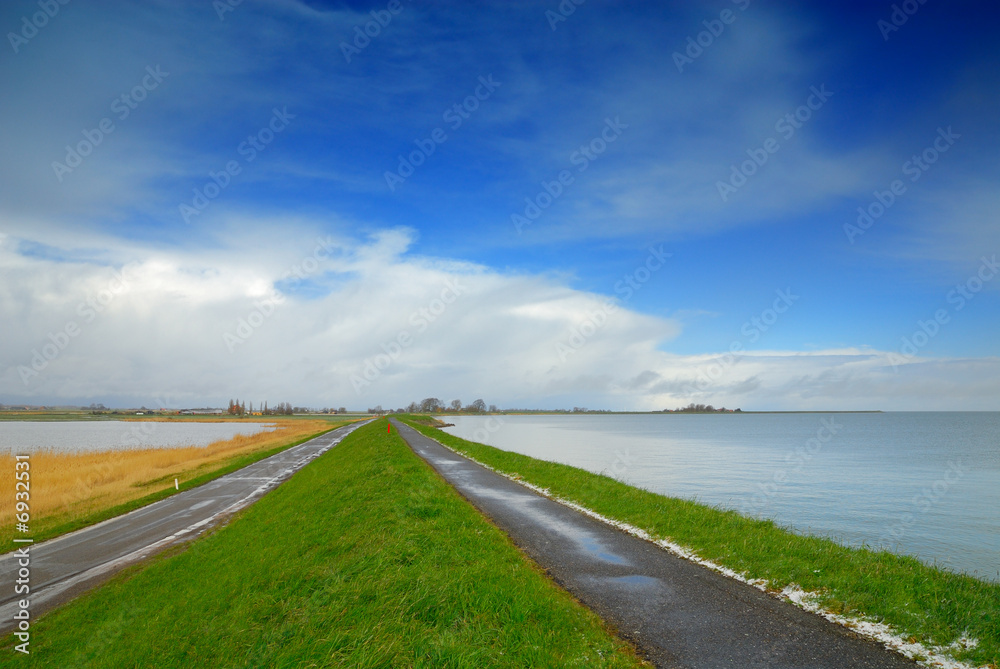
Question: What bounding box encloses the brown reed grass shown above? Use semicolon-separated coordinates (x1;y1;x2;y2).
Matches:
1;418;343;545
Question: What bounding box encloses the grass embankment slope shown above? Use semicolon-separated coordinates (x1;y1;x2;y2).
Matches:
3;418;648;668
402;416;999;668
0;417;352;548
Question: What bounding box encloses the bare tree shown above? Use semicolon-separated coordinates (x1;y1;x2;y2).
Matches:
449;399;462;411
419;397;443;412
469;399;486;412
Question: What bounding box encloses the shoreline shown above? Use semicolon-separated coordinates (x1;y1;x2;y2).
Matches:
0;418;355;551
404;415;999;668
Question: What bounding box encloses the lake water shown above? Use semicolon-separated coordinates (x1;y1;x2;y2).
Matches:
0;421;277;453
440;412;1000;582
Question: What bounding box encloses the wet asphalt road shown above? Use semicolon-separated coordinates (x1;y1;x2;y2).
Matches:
0;420;368;633
392;419;916;669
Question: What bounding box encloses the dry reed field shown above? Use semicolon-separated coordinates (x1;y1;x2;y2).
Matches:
1;418;345;546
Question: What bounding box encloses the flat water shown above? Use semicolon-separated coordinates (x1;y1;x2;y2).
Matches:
0;420;277;453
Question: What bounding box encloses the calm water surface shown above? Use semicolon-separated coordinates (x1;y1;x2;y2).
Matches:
440;412;1000;581
0;421;277;453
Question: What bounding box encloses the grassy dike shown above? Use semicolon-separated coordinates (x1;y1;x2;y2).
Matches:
402;417;999;668
3;418;648;668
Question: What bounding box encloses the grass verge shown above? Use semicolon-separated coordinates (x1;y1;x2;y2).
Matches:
3;417;648;668
401;416;999;668
0;418;353;550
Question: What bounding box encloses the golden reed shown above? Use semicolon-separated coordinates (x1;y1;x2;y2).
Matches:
1;418;341;545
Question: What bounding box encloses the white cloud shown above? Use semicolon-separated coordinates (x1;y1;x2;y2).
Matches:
1;221;996;410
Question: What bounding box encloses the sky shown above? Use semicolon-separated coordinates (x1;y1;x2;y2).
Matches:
1;0;998;411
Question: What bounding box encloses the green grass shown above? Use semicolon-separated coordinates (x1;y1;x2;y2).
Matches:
1;421;351;554
401;416;1000;668
4;418;648;668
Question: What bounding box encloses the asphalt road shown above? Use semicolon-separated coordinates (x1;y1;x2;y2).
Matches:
0;420;368;632
392;419;917;669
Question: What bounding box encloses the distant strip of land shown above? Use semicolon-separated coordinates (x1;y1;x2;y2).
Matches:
494;409;884;414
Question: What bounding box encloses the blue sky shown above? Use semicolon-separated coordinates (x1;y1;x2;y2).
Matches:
1;0;998;410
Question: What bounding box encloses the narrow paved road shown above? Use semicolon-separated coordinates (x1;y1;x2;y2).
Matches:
392;419;916;669
0;420;368;632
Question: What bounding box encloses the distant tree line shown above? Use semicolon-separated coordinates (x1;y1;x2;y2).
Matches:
227;399;298;416
663;403;740;413
362;400;743;415
367;398;499;414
